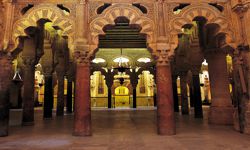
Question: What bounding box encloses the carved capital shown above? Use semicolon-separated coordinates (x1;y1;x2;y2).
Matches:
42;66;54;76
153;49;173;66
74;50;91;66
0;52;13;90
233;3;249;18
178;70;188;77
204;48;228;61
22;57;36;67
191;65;201;75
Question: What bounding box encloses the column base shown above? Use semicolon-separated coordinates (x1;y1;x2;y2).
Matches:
209;106;233;125
233;108;240;132
22;121;34;126
157;127;176;136
243;110;250;134
157;117;176;135
0;130;8;137
72;131;91;136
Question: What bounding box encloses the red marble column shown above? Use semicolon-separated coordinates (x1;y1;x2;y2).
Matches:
156;65;176;135
0;53;12;137
73;62;91;136
22;58;36;125
207;52;233;125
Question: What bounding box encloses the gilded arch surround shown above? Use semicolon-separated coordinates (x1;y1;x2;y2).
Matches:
89;4;155;46
12;4;75;51
169;3;236;49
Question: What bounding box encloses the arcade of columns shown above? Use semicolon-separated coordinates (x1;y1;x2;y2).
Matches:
0;0;250;137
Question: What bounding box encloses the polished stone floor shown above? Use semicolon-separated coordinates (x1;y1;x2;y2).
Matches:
1;107;250;150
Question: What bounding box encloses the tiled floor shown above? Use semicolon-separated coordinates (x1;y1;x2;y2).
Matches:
0;108;250;150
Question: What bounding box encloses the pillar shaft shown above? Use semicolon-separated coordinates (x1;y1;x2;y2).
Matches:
180;73;189;115
172;76;179;112
0;54;12;137
22;59;35;125
189;87;194;107
56;75;65;116
108;87;112;108
43;75;53;118
73;63;91;136
207;52;233;125
66;80;73;113
156;65;175;135
133;88;137;108
193;74;203;118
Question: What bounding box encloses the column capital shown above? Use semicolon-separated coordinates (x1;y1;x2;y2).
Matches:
22;57;36;67
0;51;13;90
42;66;53;77
191;65;201;75
204;48;228;62
74;50;91;66
0;51;12;61
233;3;249;17
153;49;173;66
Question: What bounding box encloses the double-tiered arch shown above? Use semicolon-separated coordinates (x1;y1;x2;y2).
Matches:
169;3;236;49
12;4;75;51
89;4;155;46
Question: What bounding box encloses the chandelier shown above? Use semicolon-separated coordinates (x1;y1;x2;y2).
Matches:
113;48;130;73
113;48;130;85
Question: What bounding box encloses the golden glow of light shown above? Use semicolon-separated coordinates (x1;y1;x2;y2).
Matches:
115;86;129;95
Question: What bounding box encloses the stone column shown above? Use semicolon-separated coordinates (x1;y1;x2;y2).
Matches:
73;50;91;136
105;69;114;109
21;34;39;126
207;51;233;125
41;38;55;119
189;86;194;107
0;53;12;137
107;87;112;108
180;72;189;115
130;69;138;109
43;74;53;118
155;49;176;135
192;68;203;118
22;57;36;125
56;73;65;116
172;75;179;112
66;79;73;113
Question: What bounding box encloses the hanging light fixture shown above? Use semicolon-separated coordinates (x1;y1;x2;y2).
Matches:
113;48;130;85
113;48;130;73
12;69;23;84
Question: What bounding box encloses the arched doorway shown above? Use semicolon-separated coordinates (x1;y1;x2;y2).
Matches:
114;86;130;108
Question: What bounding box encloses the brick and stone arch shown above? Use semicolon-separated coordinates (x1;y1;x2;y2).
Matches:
169;3;236;49
89;4;155;46
12;4;75;51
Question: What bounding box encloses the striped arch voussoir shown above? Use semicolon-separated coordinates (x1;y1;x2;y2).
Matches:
12;4;74;49
90;4;155;44
170;4;235;48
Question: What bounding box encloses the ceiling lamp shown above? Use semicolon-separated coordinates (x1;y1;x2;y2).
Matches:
92;58;106;64
12;69;23;84
137;57;151;63
202;59;208;66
